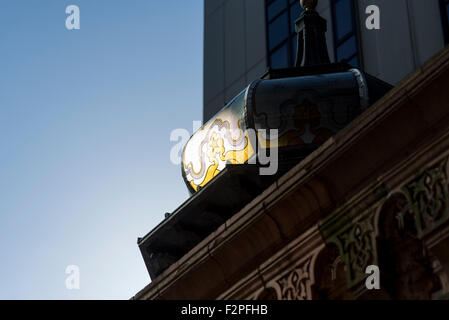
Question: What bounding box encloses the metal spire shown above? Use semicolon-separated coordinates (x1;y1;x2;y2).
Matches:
295;0;331;67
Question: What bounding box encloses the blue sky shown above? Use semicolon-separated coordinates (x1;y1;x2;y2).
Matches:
0;1;203;299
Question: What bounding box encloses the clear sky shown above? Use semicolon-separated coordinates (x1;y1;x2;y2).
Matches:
0;0;203;299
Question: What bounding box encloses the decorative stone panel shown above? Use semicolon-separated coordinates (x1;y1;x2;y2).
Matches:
323;211;378;289
403;158;449;238
264;247;322;300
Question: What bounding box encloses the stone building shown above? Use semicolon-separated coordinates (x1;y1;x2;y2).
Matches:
133;0;449;300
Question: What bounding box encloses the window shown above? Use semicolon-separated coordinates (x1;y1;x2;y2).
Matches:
266;0;303;69
330;0;360;68
440;0;449;44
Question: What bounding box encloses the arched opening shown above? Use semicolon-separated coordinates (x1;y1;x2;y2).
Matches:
312;244;352;299
375;193;442;299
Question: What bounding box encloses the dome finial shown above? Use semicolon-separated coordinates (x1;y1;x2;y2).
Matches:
300;0;318;11
294;0;329;67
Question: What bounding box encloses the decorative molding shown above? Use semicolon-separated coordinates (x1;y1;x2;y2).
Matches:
403;158;449;238
326;212;377;288
264;246;322;300
318;182;386;291
218;227;325;300
274;257;312;300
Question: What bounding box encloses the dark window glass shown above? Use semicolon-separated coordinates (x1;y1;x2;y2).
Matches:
331;0;360;68
269;12;289;49
347;56;359;69
266;0;303;68
290;35;297;62
334;0;353;39
270;43;289;68
290;4;302;33
267;0;288;21
440;0;449;44
336;35;357;61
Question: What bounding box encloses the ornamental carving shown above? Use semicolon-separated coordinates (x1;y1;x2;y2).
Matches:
402;159;449;237
262;246;322;301
327;214;377;289
276;258;312;300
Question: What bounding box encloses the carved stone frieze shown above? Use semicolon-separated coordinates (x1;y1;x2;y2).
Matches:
262;246;323;300
329;214;377;288
402;158;449;238
276;258;312;300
